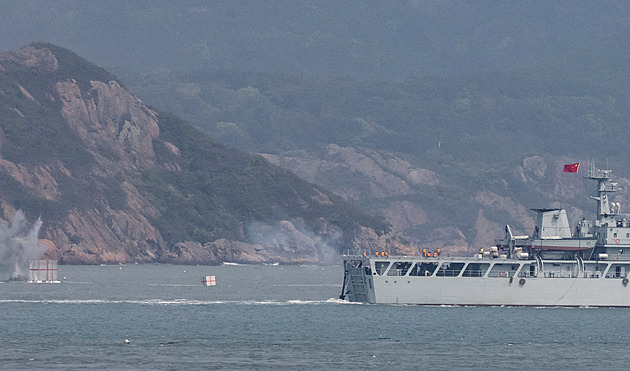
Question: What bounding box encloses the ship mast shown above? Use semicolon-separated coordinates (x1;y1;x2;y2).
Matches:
586;162;619;222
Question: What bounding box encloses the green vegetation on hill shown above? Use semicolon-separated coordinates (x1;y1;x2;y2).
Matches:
141;112;389;246
0;44;391;256
29;42;116;91
117;29;630;247
121;63;630;172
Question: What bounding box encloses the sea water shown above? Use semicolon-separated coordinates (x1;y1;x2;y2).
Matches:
0;264;629;370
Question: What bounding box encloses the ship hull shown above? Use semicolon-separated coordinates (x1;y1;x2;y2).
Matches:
342;256;630;307
371;276;630;307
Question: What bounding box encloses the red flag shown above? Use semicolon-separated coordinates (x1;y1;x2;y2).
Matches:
563;163;579;173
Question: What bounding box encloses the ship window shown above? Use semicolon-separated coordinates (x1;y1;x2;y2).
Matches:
462;263;490;277
374;261;390;276
489;264;515;278
518;264;537;278
387;262;412;276
408;262;438;276
605;264;628;279
436;262;465;277
614;232;618;237
627;233;629;238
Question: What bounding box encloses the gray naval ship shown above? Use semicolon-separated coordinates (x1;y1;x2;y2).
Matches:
341;164;630;306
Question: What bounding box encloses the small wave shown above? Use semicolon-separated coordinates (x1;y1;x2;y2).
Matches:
324;297;363;305
147;284;200;287
285;284;340;287
0;298;357;306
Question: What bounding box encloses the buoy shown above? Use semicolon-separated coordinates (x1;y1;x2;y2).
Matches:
615;239;620;244
202;276;216;286
124;339;130;344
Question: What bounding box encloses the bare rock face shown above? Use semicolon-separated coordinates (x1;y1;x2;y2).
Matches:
261;146;610;257
352;226;421;256
0;46;170;264
57;79;159;172
261;144;440;202
44;78;168;263
261;145;448;255
205;239;266;264
2;44;402;265
383;201;428;232
475;191;534;233
0;46;59;72
260;144;441;255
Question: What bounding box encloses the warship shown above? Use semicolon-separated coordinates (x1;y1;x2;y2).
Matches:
341;163;630;306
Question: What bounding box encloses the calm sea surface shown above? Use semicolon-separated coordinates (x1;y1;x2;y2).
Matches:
1;263;629;370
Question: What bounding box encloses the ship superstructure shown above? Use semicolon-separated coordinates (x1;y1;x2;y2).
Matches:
341;164;630;306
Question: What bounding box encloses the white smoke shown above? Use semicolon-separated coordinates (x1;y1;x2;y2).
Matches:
0;210;46;280
245;219;342;264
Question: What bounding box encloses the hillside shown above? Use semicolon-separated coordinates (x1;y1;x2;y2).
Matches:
117;30;630;254
0;44;395;265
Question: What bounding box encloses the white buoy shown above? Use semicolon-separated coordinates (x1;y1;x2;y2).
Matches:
124;339;130;344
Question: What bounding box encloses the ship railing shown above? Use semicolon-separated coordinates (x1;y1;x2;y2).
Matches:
517;272;537;278
436;269;462;277
604;273;627;278
487;271;513;278
461;270;486;277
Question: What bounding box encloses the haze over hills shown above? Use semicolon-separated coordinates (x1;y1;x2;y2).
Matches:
117;28;630;254
2;2;630;258
0;44;395;265
2;1;630;79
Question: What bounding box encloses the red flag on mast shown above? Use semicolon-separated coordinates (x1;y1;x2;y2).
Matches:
563;163;580;173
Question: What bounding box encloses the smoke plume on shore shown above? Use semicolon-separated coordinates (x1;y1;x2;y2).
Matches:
0;210;46;280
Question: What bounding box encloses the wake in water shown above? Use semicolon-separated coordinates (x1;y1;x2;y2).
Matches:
0;210;46;280
0;298;363;306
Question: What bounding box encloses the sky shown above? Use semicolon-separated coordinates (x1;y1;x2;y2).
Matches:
2;1;629;80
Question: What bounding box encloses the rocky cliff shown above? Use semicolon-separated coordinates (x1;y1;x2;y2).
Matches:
262;147;611;255
0;44;396;265
117;67;630;258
